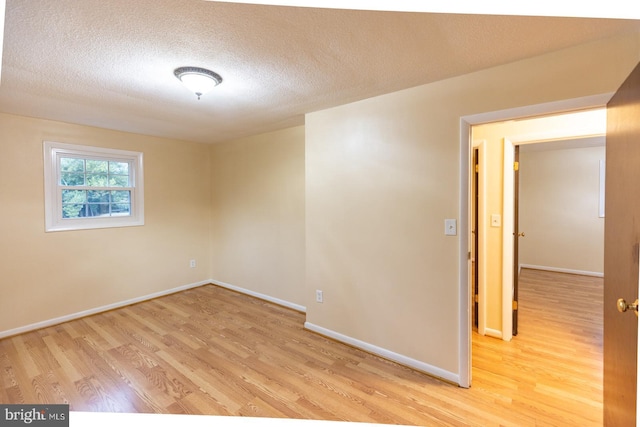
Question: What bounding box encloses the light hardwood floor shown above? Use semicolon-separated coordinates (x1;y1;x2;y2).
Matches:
0;268;602;426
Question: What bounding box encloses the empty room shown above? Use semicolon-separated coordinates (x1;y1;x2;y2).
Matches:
1;1;640;426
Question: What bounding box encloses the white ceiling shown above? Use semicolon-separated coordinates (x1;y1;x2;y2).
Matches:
519;136;606;153
0;1;639;144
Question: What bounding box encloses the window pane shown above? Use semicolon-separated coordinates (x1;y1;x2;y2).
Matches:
60;157;84;173
60;172;85;186
109;175;129;187
86;160;108;173
111;203;131;216
87;190;110;203
111;190;130;203
109;161;129;175
62;189;86;203
87;203;110;217
62;204;85;218
86;174;108;187
45;141;143;231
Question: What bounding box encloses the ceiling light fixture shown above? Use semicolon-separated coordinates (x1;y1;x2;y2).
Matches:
174;66;223;100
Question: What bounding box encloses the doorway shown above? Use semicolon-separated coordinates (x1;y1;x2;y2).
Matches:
470;108;606;342
458;93;612;388
467;111;607;422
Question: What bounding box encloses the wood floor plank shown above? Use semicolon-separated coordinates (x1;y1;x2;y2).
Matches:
0;269;602;425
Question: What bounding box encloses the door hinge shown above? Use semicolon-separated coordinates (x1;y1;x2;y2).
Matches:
475;294;479;303
475;164;479;173
512;300;518;310
514;161;519;171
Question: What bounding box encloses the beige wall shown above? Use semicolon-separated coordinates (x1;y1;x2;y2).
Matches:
0;113;212;333
520;145;605;274
210;126;306;307
305;33;640;377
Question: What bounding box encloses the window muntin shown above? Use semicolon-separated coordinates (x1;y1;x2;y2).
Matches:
59;157;132;219
44;141;144;232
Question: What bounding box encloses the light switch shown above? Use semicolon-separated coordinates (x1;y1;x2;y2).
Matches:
445;219;457;236
491;214;501;227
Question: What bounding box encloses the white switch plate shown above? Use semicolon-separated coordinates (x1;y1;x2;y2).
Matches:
444;219;457;236
491;214;501;227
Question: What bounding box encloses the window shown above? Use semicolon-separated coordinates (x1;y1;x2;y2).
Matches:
44;141;144;232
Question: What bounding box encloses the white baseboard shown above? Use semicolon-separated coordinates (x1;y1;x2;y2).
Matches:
520;264;603;278
304;321;459;385
210;279;306;313
484;328;504;339
0;280;211;339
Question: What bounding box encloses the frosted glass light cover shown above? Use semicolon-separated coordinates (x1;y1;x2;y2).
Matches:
179;73;217;95
174;67;222;98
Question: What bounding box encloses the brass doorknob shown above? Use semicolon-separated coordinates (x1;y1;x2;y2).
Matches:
617;298;639;316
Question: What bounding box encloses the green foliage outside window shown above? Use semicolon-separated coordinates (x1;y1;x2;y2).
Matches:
60;157;132;219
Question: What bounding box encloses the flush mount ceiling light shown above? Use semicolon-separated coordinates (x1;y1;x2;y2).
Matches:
174;66;223;100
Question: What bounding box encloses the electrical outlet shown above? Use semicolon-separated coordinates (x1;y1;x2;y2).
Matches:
189;259;196;268
315;290;323;303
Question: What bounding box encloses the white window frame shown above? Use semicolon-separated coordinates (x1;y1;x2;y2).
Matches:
43;141;144;232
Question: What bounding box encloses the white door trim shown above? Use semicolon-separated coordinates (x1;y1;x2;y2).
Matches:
502;138;516;342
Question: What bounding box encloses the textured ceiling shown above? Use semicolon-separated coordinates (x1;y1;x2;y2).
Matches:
0;1;639;144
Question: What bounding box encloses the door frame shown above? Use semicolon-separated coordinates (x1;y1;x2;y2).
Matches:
458;93;612;387
502;138;516;341
501;131;606;341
